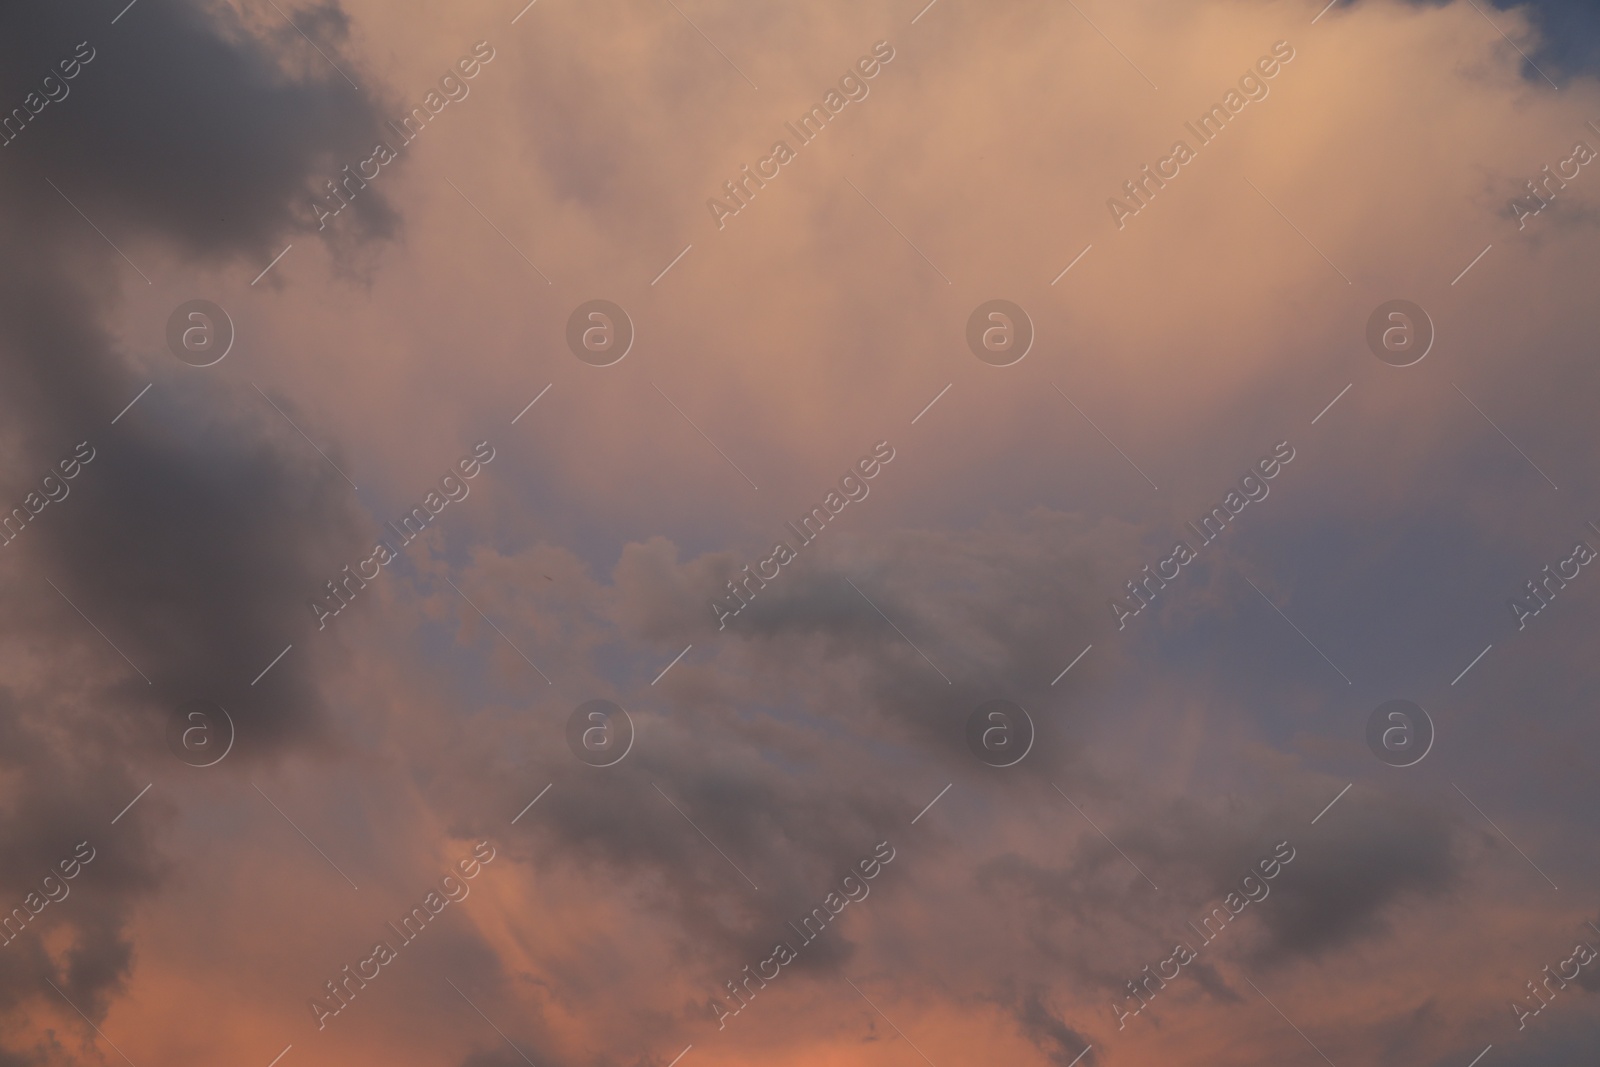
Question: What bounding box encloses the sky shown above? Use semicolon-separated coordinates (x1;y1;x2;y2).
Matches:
0;0;1598;1066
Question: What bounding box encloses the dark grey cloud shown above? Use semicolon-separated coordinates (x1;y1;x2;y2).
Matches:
1484;0;1600;78
1251;792;1458;959
0;0;404;1053
1393;0;1600;80
1012;987;1094;1067
0;0;399;258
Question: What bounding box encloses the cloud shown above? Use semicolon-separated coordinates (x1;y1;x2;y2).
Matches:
1251;793;1460;958
1;0;1598;1065
0;0;404;1050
